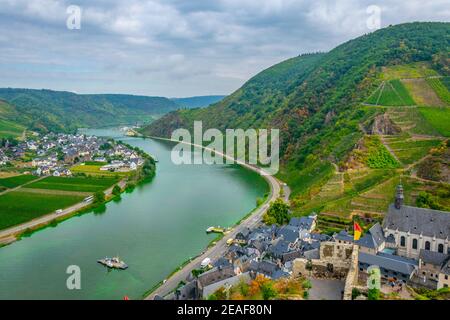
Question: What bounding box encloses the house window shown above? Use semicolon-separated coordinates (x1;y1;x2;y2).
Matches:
425;241;431;251
412;239;418;250
400;236;406;247
445;275;448;280
438;244;444;253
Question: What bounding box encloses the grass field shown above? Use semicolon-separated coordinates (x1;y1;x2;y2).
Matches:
71;163;129;177
402;79;445;106
26;176;118;192
426;78;450;105
367;80;415;106
381;62;439;80
0;175;38;189
0;119;25;139
418;107;450;137
0;191;85;230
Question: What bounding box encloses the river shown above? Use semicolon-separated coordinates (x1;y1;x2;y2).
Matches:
0;128;269;300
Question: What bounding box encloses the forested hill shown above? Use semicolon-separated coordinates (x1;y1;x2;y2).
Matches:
142;22;449;196
171;95;226;109
0;89;179;132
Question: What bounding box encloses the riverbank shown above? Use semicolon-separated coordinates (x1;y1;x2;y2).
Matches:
0;150;156;247
143;136;287;300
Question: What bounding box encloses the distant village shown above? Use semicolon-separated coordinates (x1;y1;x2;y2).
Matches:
0;132;145;176
168;186;450;300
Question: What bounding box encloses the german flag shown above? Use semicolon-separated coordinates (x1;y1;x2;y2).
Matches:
354;222;362;241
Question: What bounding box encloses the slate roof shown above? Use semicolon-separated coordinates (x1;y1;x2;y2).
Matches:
289;216;315;230
356;234;377;249
268;240;291;257
369;223;386;248
384;204;450;239
303;248;320;260
359;252;418;276
248;260;278;277
213;257;233;269
419;250;449;266
277;225;300;243
334;230;353;242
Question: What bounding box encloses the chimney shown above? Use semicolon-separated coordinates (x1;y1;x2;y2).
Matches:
395;184;404;209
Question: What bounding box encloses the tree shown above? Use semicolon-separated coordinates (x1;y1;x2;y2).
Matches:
261;282;277;300
263;199;290;225
368;288;380;300
93;191;105;204
416;192;443;210
112;185;121;196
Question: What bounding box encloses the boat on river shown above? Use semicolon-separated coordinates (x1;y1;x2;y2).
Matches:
97;256;128;270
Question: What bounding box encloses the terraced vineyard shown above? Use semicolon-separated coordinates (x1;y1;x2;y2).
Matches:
383;135;442;165
366;80;415;106
426;78;450;105
417;107;450;137
402;78;446;106
292;61;449;225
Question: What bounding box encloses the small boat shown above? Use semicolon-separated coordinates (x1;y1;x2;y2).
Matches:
206;226;228;234
97;256;128;270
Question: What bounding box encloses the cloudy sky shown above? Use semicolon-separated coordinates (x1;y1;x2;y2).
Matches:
0;0;448;97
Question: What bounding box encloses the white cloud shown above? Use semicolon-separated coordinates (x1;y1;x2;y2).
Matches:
0;0;449;96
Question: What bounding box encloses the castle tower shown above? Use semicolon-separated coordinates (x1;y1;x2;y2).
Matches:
395;184;404;209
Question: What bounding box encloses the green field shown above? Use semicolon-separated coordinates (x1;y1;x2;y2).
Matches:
27;177;118;192
0;175;38;189
26;176;118;192
426;78;450;105
381;62;439;80
418;107;450;137
366;80;415;106
0;119;25;138
0;191;85;230
71;163;129;177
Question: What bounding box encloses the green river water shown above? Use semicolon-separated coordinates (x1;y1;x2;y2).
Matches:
0;128;269;300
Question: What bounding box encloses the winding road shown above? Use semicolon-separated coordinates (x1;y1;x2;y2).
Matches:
145;137;289;300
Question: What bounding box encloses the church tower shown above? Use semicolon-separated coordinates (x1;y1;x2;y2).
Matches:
395;184;404;209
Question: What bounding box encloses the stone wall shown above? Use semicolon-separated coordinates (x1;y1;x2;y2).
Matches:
343;245;359;300
293;242;354;280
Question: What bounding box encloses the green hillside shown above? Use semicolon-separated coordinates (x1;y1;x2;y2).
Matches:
0;89;179;133
142;22;450;227
0;100;25;138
